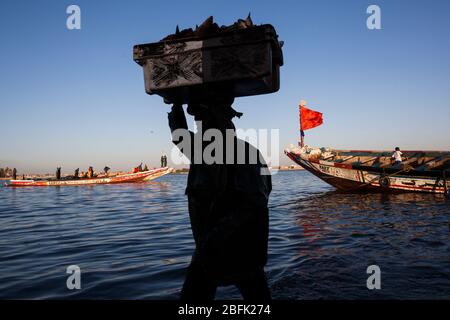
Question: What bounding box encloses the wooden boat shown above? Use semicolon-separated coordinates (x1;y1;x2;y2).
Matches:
5;167;173;187
285;145;450;194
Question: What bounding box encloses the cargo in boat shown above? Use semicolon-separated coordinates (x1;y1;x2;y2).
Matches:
285;146;450;194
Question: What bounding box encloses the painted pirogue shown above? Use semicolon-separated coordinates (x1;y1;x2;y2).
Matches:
285;146;449;194
5;167;173;187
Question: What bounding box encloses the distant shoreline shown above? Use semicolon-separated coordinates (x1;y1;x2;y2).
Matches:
171;166;304;174
0;166;304;179
273;166;304;171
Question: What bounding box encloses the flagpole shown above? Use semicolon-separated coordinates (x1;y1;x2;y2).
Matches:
300;129;304;148
299;100;306;148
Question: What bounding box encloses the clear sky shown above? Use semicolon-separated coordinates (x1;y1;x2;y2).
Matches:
1;0;449;173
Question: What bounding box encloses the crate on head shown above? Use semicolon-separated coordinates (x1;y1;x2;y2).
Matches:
133;23;283;103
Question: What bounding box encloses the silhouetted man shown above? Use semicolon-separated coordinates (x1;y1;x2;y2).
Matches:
56;167;61;180
12;168;17;180
168;94;271;301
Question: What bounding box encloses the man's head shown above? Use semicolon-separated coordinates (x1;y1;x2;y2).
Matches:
187;95;242;131
395;147;400;151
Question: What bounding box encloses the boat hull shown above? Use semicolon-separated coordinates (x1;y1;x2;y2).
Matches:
5;167;172;187
285;149;449;194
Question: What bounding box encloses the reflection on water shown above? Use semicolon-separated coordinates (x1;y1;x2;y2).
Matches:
269;186;450;299
0;171;449;299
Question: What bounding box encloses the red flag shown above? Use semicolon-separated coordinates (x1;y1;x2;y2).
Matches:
300;105;323;131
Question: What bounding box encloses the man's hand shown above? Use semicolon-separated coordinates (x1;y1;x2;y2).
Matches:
163;94;183;106
163;97;172;105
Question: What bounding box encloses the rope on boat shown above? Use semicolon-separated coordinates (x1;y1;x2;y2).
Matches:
268;165;416;209
350;164;414;191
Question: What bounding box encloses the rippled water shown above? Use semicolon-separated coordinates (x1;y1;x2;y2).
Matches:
0;171;449;299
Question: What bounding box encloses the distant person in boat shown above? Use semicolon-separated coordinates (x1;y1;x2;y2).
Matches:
161;154;167;167
87;166;94;178
133;163;142;173
143;164;149;171
56;167;61;180
12;168;17;180
104;166;110;176
74;168;79;179
81;171;87;179
167;89;271;302
392;147;403;166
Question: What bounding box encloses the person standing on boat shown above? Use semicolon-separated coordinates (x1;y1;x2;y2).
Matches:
167;91;271;302
56;167;61;180
104;166;110;176
161;154;167;167
74;168;79;179
392;147;403;166
12;168;17;180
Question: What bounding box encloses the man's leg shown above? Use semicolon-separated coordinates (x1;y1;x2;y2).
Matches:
180;258;217;301
235;269;271;302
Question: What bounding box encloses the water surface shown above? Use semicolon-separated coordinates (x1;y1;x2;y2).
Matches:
0;171;449;299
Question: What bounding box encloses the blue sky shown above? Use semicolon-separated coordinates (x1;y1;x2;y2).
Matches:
1;0;449;173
